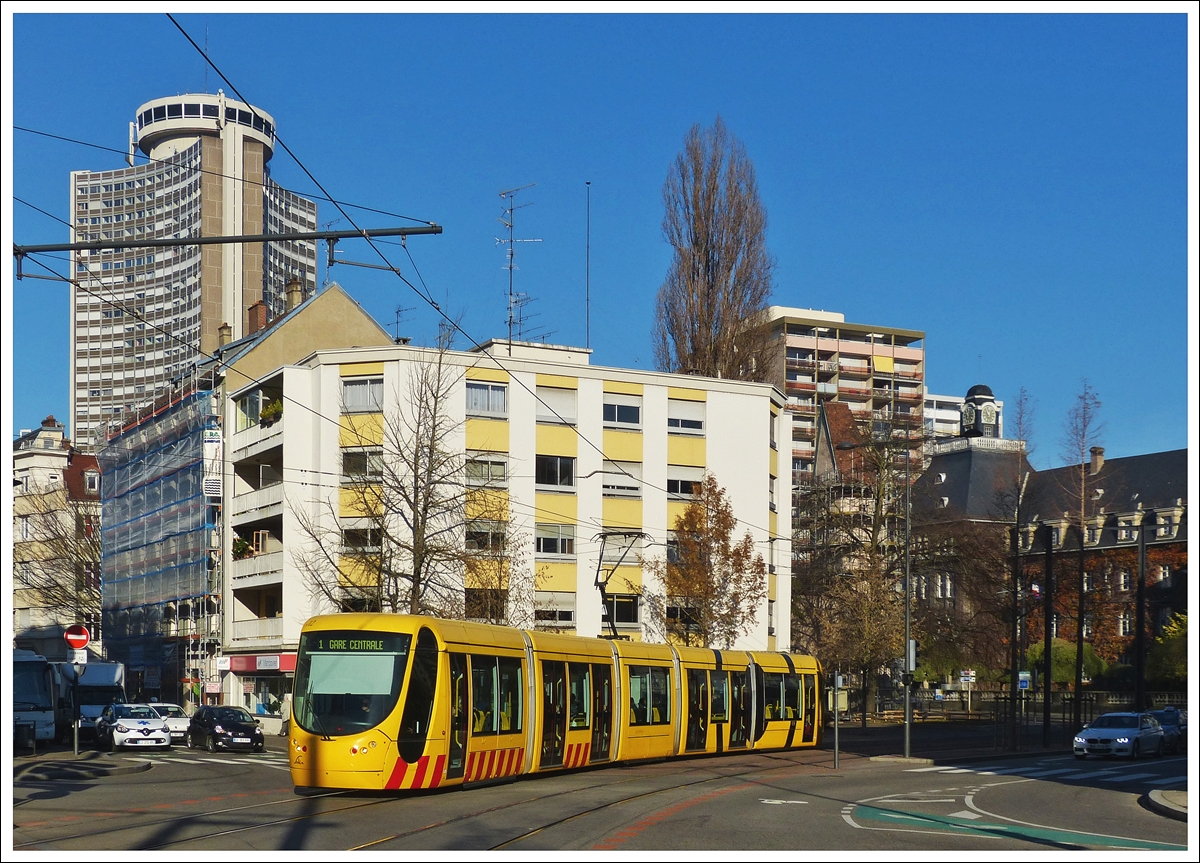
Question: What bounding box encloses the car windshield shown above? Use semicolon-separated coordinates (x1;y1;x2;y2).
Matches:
1090;715;1137;728
115;705;159;719
154;705;187;719
213;707;254;723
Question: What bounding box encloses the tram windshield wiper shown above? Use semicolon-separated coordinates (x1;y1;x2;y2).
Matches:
302;678;333;741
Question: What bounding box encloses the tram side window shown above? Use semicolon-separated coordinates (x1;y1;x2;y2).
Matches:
569;663;590;729
498;657;522;733
471;655;498;734
398;628;439;763
628;665;670;726
784;674;800;720
763;672;784;720
710;672;728;723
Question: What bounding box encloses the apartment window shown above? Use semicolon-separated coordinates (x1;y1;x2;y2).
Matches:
666;532;682;564
769;413;777;449
935;573;954;600
1119;610;1133;637
342;448;383;482
1082;614;1094;640
602;461;641;498
1082;572;1094;593
535;386;576;424
603;594;640;626
667;398;705;435
536;524;575;557
767;599;776;637
536;455;575;490
535;591;576;628
343;377;383;413
342;527;381;554
1117;521;1136;542
667;465;705;499
603;393;642;429
18;516;31;540
769;476;777;512
1086;526;1101;544
465;452;507;487
466;521;505;553
252;530;271;555
1118;570;1131;592
466;381;507;417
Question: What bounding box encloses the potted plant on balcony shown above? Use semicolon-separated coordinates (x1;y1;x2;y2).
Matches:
232;536;254;560
259;398;283;427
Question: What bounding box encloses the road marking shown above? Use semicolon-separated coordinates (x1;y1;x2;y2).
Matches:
759;799;808;805
1148;775;1187;786
1099;772;1160;783
1016;768;1085;778
881;799;958;804
949;810;981;820
905;765;955;772
938;768;973;774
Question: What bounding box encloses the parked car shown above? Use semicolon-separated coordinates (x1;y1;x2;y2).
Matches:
187;705;266;752
1148;707;1187;753
1074;711;1165;759
95;703;171;752
150;702;190;745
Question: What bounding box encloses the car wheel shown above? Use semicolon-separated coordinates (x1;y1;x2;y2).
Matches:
205;734;216;753
1154;739;1163;758
108;733;118;753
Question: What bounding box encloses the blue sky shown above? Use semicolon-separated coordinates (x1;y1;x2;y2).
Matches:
5;10;1195;469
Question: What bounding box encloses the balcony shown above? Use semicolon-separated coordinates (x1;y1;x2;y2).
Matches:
231;418;282;460
786;402;817;415
896;390;922;402
817;361;838;374
839;363;870;377
792;425;816;440
231;551;284;584
231;616;283;643
786;379;816;392
231;482;283;520
840;386;872;398
785;357;815;372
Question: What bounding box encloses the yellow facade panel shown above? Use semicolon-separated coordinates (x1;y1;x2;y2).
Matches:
339;362;385;377
339;485;381;518
337;557;379;588
339;413;384;446
602;497;643;529
603;380;644;395
536;373;578;389
537;562;578;591
667;387;706;402
536;423;577;457
873;355;895;373
768;572;778;602
465;366;510;383
535;492;578;523
666;500;690;528
464;418;509;452
603;429;643;462
770;448;778;478
769;510;778;538
606;565;643;591
667;434;706;467
465;488;509;520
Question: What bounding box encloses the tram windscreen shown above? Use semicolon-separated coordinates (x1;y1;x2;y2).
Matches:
294;630;411;736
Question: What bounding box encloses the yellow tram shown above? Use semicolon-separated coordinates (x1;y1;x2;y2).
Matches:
288;614;822;791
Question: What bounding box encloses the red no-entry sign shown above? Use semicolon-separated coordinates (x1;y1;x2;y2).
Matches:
64;624;90;650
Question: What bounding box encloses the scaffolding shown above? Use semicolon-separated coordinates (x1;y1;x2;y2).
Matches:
96;367;223;709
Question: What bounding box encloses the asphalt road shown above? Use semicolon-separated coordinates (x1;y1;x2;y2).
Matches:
13;732;1188;852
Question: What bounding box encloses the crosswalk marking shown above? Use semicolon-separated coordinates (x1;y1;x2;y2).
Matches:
1015;768;1085;778
1100;772;1160;783
1148;775;1186;786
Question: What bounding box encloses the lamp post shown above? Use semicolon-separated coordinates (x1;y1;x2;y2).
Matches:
836;436;913;759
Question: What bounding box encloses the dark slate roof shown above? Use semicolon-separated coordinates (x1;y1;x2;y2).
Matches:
913;443;1034;522
1024;449;1188;521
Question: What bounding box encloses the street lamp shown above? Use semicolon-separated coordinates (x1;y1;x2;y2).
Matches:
836;437;913;759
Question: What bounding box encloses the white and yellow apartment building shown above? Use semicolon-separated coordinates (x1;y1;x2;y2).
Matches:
222;338;790;668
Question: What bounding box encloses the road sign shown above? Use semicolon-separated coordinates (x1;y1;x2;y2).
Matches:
64;624;90;650
68;649;88;664
1019;671;1031;690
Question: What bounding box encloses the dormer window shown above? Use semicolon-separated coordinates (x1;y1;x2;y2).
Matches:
85;471;100;493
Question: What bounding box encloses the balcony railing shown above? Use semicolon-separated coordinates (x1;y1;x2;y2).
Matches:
232;616;283;642
231;550;284;581
785;357;815;371
231;481;283;518
231;417;282;455
786;380;816;391
839;363;871;377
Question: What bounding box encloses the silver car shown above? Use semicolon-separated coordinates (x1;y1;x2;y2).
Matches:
95;703;171;751
1074;712;1165;759
150;702;190;745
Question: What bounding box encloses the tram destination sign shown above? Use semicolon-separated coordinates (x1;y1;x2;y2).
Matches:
304;631;409;653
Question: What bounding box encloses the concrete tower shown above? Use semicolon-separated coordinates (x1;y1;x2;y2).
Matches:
69;91;317;449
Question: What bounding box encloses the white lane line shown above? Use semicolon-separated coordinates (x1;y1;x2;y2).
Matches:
1148;775;1187;786
1016;768;1086;778
938;768;973;774
879;799;959;804
977;767;1036;775
905;765;957;772
122;757;155;763
165;757;207;764
1099;772;1160;783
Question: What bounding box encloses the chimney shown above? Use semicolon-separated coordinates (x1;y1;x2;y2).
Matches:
285;278;304;312
247;300;268;335
1089;446;1105;476
218;323;232;346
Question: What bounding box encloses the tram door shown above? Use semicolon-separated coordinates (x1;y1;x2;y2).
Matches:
447;654;468;779
710;671;729;752
590;664;612;762
728;670;749;749
801;673;817;744
540;660;567;767
685;669;708;751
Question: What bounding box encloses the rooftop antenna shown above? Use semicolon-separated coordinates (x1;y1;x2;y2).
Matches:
392;304;413;342
585;181;591;350
495;184;541;356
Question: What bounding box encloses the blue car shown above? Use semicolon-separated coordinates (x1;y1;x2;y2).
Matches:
1148;707;1186;754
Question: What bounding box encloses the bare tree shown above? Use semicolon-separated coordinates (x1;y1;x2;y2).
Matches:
641;473;767;648
14;478;102;630
654;116;775;381
291;342;524;619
